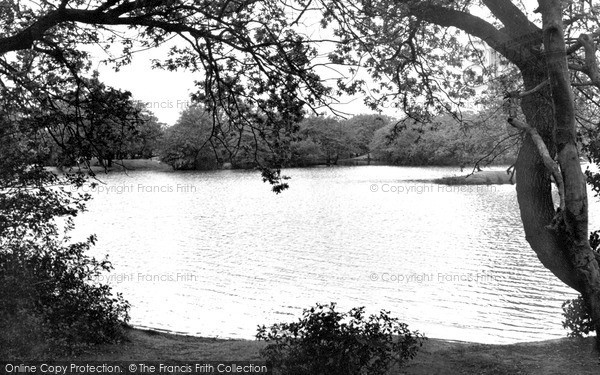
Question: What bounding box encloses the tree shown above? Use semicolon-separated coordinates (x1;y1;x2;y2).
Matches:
123;107;165;159
369;111;517;166
21;75;161;168
0;86;130;357
10;69;145;169
160;105;222;170
297;116;357;165
320;0;600;345
369;119;426;165
59;74;144;168
160;105;281;169
342;114;390;157
288;137;324;166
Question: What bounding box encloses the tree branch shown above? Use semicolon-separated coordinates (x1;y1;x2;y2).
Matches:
481;0;541;40
577;33;600;89
406;3;532;66
508;117;565;212
0;9;68;54
507;79;550;98
566;29;600;55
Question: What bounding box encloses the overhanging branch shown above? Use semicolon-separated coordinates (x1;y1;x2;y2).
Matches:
405;3;532;66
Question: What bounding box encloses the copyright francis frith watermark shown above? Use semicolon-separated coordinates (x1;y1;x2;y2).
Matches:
369;183;497;194
370;271;501;284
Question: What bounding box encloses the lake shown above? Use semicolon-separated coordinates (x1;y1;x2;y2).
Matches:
72;165;597;344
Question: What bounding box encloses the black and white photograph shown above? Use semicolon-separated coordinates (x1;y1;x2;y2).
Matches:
1;0;600;374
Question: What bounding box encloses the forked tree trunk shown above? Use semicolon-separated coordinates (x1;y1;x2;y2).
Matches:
516;0;600;347
515;71;582;291
518;70;600;349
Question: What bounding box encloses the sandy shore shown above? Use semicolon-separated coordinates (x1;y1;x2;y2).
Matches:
64;328;599;374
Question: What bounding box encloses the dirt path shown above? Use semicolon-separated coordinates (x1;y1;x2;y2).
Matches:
67;329;600;374
401;337;598;374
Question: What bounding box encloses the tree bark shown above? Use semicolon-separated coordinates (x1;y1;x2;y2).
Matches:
515;68;583;292
535;0;600;347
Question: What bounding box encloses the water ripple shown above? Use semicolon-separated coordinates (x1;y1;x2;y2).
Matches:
73;166;590;344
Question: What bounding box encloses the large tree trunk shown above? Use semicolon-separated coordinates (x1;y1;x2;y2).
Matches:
516;68;581;290
518;71;600;349
516;67;582;291
517;0;600;347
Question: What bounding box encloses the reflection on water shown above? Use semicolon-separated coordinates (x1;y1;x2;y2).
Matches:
73;166;594;344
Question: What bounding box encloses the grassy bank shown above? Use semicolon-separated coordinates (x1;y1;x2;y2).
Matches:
64;328;599;374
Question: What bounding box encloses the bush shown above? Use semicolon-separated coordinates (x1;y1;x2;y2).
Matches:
0;236;130;358
0;297;48;359
0;168;130;358
256;303;426;375
562;231;600;339
562;295;594;338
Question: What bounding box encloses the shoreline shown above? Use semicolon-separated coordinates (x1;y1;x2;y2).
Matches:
45;158;514;180
65;328;599;374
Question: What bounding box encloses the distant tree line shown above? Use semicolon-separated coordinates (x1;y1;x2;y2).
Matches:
157;106;517;170
370;111;518;168
41;100;517;170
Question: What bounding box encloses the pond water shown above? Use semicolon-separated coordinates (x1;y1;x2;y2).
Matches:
72;165;598;344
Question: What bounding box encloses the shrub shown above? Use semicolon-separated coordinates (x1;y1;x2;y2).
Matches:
0;168;130;358
256;303;426;375
562;295;594;338
0;290;48;359
562;231;600;339
0;236;130;358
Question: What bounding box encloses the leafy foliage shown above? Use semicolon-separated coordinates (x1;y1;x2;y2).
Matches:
122;108;165;159
561;230;600;339
343;114;391;156
160;105;222;170
370;111;518;167
160;104;277;169
562;295;595;339
0;236;131;358
256;303;426;375
162;107;516;169
290;116;357;165
581;128;600;198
